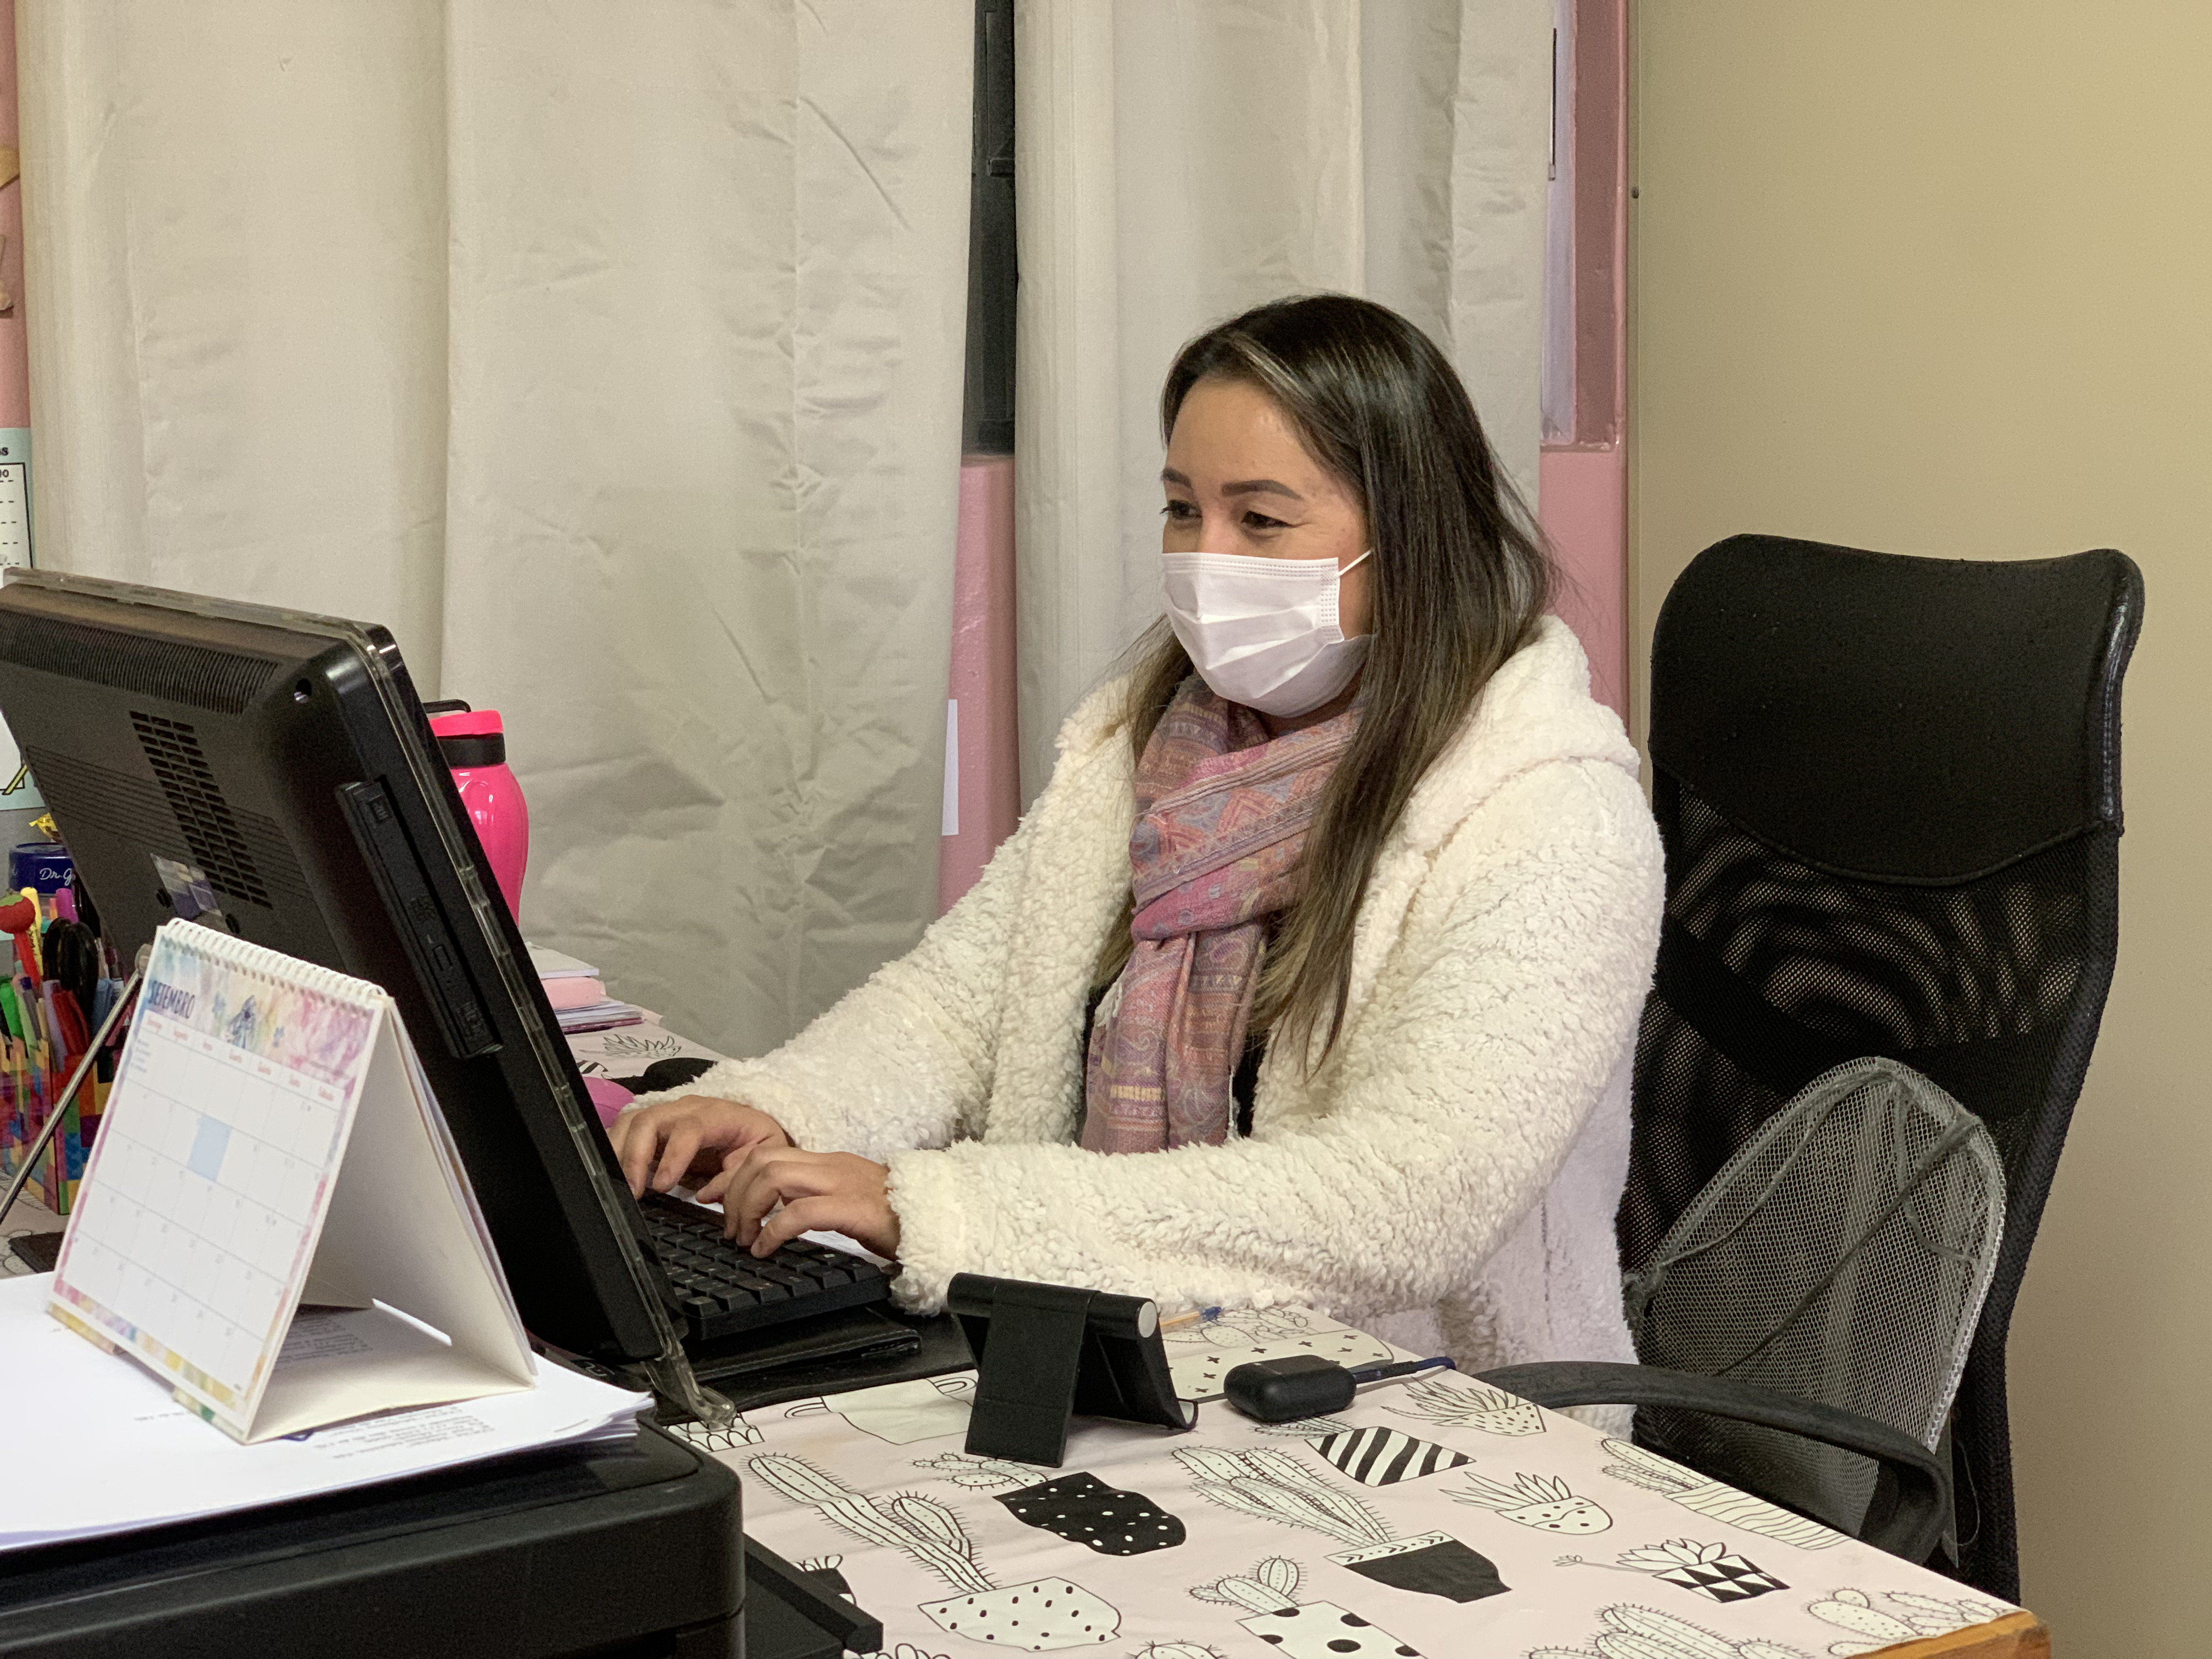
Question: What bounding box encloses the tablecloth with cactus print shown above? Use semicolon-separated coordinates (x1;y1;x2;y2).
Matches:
673;1305;2017;1659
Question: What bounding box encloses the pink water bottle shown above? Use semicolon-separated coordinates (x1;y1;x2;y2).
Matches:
426;705;530;922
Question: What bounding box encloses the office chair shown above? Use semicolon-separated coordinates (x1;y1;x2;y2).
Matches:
1487;534;2142;1597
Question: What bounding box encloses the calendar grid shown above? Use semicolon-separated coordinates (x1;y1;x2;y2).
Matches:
61;1011;353;1396
50;926;382;1431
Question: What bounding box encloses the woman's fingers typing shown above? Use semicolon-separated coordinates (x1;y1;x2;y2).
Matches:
751;1195;850;1256
606;1096;792;1200
721;1147;823;1243
608;1106;667;1197
692;1147;758;1207
715;1146;898;1259
605;1101;893;1255
647;1122;705;1195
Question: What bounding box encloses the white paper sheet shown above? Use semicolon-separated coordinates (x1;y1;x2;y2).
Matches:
0;1273;648;1552
563;1020;729;1077
527;945;600;979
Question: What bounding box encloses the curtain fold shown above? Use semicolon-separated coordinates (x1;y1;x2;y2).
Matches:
19;0;972;1057
1013;0;1552;798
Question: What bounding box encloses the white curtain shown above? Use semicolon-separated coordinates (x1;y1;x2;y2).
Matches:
18;1;973;1057
1013;0;1553;795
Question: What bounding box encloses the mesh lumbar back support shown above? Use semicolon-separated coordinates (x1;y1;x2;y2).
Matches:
1623;1056;2005;1534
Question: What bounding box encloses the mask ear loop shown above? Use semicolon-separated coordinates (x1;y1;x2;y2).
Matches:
1323;548;1375;640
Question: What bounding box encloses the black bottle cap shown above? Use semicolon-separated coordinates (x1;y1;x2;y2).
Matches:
436;731;505;769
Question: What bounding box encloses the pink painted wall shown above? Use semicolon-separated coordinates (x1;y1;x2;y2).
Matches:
1537;0;1629;724
1541;445;1627;716
936;455;1021;911
0;0;27;429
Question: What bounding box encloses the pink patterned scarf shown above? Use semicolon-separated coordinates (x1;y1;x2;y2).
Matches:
1080;677;1359;1154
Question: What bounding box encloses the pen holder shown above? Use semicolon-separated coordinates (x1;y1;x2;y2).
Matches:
0;1077;88;1212
8;843;73;895
0;896;119;1216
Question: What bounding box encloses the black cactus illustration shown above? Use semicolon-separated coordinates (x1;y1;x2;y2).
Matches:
912;1451;1184;1555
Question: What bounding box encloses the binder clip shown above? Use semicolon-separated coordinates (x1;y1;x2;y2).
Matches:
949;1273;1198;1467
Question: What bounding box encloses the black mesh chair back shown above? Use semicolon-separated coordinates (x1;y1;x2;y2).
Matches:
1622;535;2142;1598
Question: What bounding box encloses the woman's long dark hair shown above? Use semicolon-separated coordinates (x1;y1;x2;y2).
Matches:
1109;293;1555;1065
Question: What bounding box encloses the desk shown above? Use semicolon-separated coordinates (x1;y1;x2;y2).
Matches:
682;1310;2047;1659
561;1020;2047;1655
5;1049;2049;1659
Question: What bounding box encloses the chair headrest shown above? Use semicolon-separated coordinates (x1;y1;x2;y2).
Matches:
1650;535;2143;882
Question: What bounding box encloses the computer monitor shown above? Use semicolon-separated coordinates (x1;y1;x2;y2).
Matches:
0;568;720;1415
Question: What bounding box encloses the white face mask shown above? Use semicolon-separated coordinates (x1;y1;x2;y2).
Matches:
1160;548;1374;718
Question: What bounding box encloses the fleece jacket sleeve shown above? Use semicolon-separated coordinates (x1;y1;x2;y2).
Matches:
882;758;1663;1319
627;808;1042;1161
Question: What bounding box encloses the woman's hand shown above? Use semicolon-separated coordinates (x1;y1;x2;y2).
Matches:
607;1093;793;1199
706;1146;900;1260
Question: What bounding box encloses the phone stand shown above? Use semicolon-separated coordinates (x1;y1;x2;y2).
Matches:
949;1273;1198;1466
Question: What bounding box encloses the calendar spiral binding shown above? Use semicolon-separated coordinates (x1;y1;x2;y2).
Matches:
147;921;391;1012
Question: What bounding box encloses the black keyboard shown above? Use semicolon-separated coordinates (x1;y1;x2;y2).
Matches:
640;1192;892;1344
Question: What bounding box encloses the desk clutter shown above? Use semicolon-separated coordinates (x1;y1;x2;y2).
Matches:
529;944;647;1035
563;1006;730;1128
3;929;2029;1658
698;1304;2022;1659
0;922;653;1562
951;1273;1196;1466
0;871;129;1216
0;1271;646;1553
47;921;539;1442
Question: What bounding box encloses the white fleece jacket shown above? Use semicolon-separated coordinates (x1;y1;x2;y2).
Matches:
664;617;1663;1376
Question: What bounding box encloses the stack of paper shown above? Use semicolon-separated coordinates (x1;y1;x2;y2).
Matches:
543;973;610;1010
528;945;644;1034
555;1000;645;1035
0;1273;650;1551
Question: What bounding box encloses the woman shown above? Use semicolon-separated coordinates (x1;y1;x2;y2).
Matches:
612;294;1662;1375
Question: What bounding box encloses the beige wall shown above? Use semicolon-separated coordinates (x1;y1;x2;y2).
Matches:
1628;6;2210;1653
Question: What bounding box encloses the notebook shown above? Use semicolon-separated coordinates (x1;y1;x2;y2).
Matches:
46;919;535;1442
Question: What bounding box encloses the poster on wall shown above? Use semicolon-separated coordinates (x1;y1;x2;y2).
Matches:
0;720;43;814
0;427;28;568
